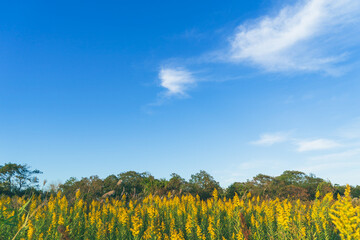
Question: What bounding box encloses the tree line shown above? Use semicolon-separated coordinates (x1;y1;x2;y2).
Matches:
1;162;359;202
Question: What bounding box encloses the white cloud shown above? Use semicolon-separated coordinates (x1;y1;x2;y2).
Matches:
229;0;360;72
156;0;360;98
251;132;289;146
296;138;340;152
159;67;195;96
310;148;360;161
300;161;360;173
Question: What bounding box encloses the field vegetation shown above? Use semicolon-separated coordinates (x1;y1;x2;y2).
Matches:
1;163;360;239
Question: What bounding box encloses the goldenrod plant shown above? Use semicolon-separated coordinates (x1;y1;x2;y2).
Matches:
1;186;360;239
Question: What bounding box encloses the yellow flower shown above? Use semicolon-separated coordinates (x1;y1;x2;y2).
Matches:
185;215;192;236
330;185;360;239
208;216;216;239
130;209;143;237
212;188;218;201
27;220;35;239
75;189;81;198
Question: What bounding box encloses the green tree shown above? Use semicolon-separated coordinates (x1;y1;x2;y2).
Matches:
316;181;334;198
303;173;325;199
59;176;104;202
226;182;247;198
0;163;42;195
117;171;146;197
188;170;221;199
276;171;307;185
103;174;120;193
166;173;187;194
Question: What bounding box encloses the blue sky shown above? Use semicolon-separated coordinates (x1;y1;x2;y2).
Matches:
1;0;360;186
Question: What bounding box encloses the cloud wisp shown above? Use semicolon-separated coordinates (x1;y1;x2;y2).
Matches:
158;67;195;96
156;0;360;97
310;148;360;161
249;118;360;184
228;0;360;72
251;132;289;146
251;132;341;152
295;138;341;152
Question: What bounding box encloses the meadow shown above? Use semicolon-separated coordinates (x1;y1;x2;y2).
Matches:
1;186;359;240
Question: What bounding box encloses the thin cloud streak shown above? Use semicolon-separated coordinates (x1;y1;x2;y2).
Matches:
251;132;289;146
251;132;342;152
228;0;360;72
309;148;360;161
295;138;341;152
156;0;360;97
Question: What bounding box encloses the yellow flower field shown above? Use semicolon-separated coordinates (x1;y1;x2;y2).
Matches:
1;186;359;240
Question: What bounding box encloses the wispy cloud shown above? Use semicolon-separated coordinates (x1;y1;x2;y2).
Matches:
251;132;342;152
295;138;341;152
248;121;360;184
159;67;195;96
228;0;360;72
251;132;289;146
310;148;360;161
155;0;360;98
300;160;360;173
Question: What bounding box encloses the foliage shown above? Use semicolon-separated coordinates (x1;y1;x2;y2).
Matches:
2;163;360;203
0;163;42;196
1;186;360;239
2;163;360;239
330;185;360;239
188;170;222;200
